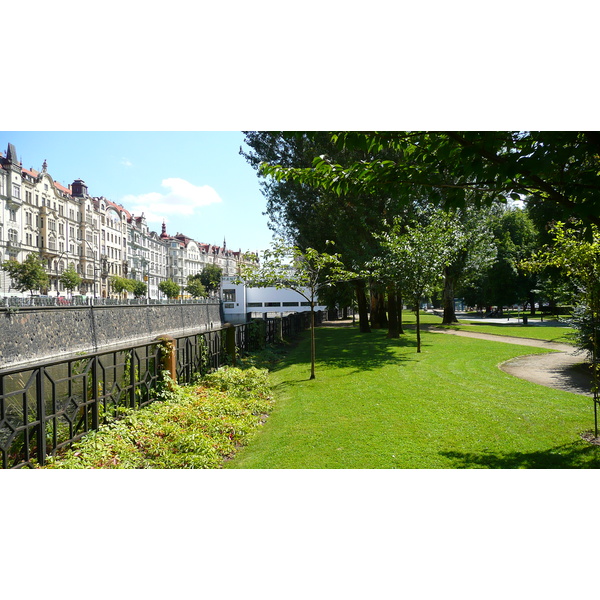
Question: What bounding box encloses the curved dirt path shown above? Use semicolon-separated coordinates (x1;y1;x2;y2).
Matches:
427;327;593;397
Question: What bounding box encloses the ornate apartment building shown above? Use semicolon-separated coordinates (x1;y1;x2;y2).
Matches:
0;143;256;298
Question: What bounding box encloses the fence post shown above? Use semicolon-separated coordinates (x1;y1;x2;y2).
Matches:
155;335;177;385
224;323;237;367
36;367;47;466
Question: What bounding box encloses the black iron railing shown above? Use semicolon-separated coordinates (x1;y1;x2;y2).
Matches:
0;312;321;468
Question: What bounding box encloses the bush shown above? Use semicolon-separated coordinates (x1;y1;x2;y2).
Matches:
566;304;600;358
41;367;273;469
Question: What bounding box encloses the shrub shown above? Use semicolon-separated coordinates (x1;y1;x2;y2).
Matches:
41;367;273;469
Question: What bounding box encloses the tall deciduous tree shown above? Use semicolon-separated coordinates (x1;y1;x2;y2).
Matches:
199;265;222;294
372;213;454;352
238;239;353;379
260;132;600;229
440;205;498;323
242;132;400;335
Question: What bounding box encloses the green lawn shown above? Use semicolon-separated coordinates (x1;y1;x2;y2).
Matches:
227;326;598;469
403;311;575;344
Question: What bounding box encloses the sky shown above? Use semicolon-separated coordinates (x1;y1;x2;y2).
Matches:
1;131;274;253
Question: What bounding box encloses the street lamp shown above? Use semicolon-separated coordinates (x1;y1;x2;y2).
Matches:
84;239;97;298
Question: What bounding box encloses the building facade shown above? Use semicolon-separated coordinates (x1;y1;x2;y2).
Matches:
220;276;327;324
1;143;256;299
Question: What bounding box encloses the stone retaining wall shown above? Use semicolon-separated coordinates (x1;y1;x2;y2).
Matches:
0;302;223;369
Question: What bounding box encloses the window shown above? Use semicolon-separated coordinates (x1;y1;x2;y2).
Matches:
282;302;300;307
8;229;18;243
247;302;263;308
300;302;312;307
9;209;17;221
12;184;20;199
265;302;281;307
222;289;236;302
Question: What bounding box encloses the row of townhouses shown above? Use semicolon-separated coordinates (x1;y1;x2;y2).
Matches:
0;143;256;299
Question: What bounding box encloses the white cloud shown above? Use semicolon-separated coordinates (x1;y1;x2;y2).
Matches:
121;158;133;167
121;178;223;224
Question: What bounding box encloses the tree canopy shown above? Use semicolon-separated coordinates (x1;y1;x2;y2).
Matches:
260;132;600;230
238;238;353;379
2;254;49;295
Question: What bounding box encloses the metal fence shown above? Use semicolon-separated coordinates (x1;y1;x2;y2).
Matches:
0;312;320;468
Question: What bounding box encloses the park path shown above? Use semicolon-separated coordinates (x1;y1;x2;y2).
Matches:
425;327;593;397
321;319;593;396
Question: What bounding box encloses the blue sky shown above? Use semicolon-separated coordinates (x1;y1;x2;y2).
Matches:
1;131;274;253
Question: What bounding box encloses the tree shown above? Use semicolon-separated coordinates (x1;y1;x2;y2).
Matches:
523;220;600;436
110;275;134;297
59;264;82;294
242;131;407;335
439;205;497;324
199;265;222;294
462;207;540;313
260;132;600;230
185;276;207;298
131;280;147;299
1;254;49;296
238;239;352;379
159;279;180;299
372;213;454;352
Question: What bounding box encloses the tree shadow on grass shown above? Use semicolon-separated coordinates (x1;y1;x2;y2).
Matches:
439;440;600;469
313;326;426;373
259;326;430;385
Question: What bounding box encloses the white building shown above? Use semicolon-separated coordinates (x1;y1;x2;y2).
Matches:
220;276;327;324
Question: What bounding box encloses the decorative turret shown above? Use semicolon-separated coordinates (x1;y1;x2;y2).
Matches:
71;179;89;197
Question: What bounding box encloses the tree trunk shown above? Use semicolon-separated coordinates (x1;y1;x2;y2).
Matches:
416;297;422;353
386;283;399;338
310;304;316;379
442;268;459;324
529;291;536;316
355;280;371;333
370;285;387;329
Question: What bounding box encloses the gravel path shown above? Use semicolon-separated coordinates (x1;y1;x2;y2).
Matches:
427;327;593;397
321;320;594;397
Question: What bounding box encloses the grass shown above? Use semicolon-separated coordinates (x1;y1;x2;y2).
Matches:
402;310;575;344
227;325;598;469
